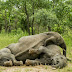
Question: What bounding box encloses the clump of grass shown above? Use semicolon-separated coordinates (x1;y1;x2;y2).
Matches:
62;33;72;59
45;65;49;69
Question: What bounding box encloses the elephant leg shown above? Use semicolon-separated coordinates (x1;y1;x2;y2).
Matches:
25;57;51;66
13;60;23;66
29;49;41;54
10;54;23;66
29;46;51;56
29;46;49;55
59;42;66;57
25;59;42;66
4;60;13;67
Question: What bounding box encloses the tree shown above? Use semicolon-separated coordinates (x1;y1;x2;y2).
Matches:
31;9;58;33
0;0;72;34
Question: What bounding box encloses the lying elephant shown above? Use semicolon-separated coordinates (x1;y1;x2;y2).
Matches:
0;32;67;67
25;45;67;68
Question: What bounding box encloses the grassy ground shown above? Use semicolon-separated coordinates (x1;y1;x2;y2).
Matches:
0;32;72;72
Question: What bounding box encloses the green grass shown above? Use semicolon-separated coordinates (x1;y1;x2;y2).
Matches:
0;32;28;49
0;32;72;72
63;32;72;60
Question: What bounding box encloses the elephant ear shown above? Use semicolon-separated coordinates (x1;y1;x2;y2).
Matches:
44;36;55;46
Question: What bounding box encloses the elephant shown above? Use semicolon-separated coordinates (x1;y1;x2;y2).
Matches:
25;45;67;68
0;32;67;68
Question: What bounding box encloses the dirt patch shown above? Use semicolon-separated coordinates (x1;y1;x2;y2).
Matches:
0;65;57;72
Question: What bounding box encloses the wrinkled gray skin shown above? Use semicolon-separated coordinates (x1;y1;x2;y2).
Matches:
51;54;67;68
26;45;67;68
0;32;67;68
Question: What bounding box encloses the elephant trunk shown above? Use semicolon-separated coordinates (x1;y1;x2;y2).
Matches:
59;42;66;57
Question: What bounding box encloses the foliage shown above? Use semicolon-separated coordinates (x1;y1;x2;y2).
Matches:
33;9;58;26
0;0;72;34
0;29;28;49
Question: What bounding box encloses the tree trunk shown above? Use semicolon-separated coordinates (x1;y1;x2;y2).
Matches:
8;12;11;33
5;10;8;33
32;1;34;35
53;0;55;8
14;16;18;31
25;1;30;35
0;13;3;32
38;25;39;34
48;26;51;31
0;24;2;33
15;20;17;31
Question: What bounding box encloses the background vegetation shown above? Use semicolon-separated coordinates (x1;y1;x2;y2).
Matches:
0;0;72;35
0;0;72;72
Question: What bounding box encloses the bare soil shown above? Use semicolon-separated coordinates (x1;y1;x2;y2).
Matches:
0;65;57;72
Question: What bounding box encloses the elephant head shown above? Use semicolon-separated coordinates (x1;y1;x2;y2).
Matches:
51;54;67;68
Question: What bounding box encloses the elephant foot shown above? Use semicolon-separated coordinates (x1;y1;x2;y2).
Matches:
4;60;13;67
14;61;23;66
25;59;34;66
25;59;40;66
